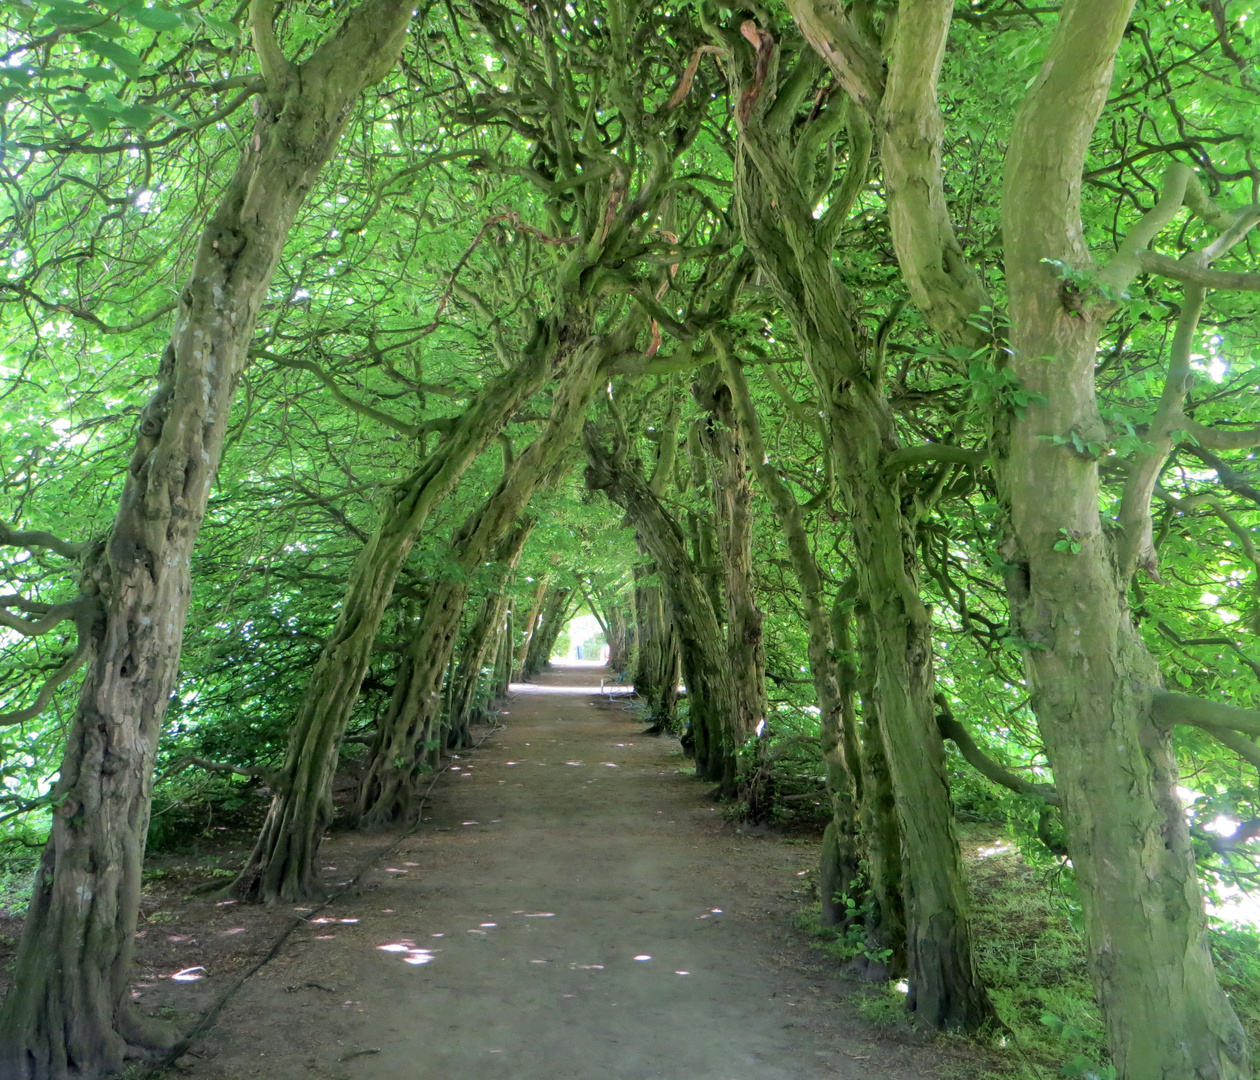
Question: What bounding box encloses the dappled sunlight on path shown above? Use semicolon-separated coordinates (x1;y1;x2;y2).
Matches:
174;664;944;1080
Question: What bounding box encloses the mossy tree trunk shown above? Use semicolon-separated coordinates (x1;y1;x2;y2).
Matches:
0;3;415;1075
723;31;990;1029
447;522;534;736
633;561;679;731
494;603;514;698
695;366;767;802
524;587;573;677
605;600;630;675
231;320;568;904
721;353;871;939
585;423;739;794
998;2;1251;1072
357;343;609;823
513;574;551;681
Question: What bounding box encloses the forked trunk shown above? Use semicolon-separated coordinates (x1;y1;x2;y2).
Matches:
0;4;414;1074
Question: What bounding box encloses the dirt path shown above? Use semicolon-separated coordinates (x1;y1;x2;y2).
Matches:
170;666;955;1080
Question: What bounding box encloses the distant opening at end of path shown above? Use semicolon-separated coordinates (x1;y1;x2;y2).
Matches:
508;661;636;696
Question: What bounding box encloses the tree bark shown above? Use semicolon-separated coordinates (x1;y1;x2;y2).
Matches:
231;319;568;904
447;522;534;736
1000;2;1250;1074
357;343;608;823
584;424;739;794
0;4;414;1075
524;587;573;678
513;574;551;681
633;560;680;731
695;367;767;805
725;48;989;1026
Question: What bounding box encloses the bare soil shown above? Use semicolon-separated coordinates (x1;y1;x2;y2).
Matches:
4;665;992;1079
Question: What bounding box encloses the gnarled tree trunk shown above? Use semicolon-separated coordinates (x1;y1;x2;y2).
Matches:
0;3;415;1075
1000;3;1250;1073
447;522;534;736
695;367;766;805
584;424;739;794
231;319;568;903
726;59;989;1024
523;587;573;678
720;355;879;947
357;343;608;823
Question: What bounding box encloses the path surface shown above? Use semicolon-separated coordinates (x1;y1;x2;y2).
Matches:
177;666;946;1079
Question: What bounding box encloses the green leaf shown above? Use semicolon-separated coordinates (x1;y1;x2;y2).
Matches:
39;2;105;31
78;65;121;83
80;105;113;133
122;2;184;31
75;33;142;77
115;103;156;128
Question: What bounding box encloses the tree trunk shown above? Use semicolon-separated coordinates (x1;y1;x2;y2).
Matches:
605;600;630;676
448;522;534;734
584;425;739;794
524;588;572;677
0;4;414;1075
728;89;989;1025
722;353;892;957
695;367;767;807
855;604;906;975
231;319;570;903
512;575;551;681
1000;4;1250;1072
357;344;608;823
494;602;514;698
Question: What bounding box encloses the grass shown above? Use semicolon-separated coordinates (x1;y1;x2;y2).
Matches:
794;827;1260;1079
961;834;1111;1079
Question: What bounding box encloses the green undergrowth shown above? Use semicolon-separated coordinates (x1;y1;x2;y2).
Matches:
795;830;1260;1079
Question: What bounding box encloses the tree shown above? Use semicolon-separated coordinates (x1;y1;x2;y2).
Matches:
0;0;415;1073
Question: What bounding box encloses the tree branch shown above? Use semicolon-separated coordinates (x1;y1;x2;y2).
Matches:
160;755;280;786
0;522;88;560
935;698;1060;804
0;637;92;727
249;0;296;92
1135;250;1260;291
884;443;987;476
1152;690;1260;738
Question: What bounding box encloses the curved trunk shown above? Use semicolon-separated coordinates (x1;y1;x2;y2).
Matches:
729;102;988;1024
358;577;470;824
722;355;889;951
357;343;606;823
0;5;415;1074
831;381;988;1029
512;576;550;682
448;522;534;733
998;4;1250;1074
231;322;561;903
584;426;738;794
524;588;572;677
